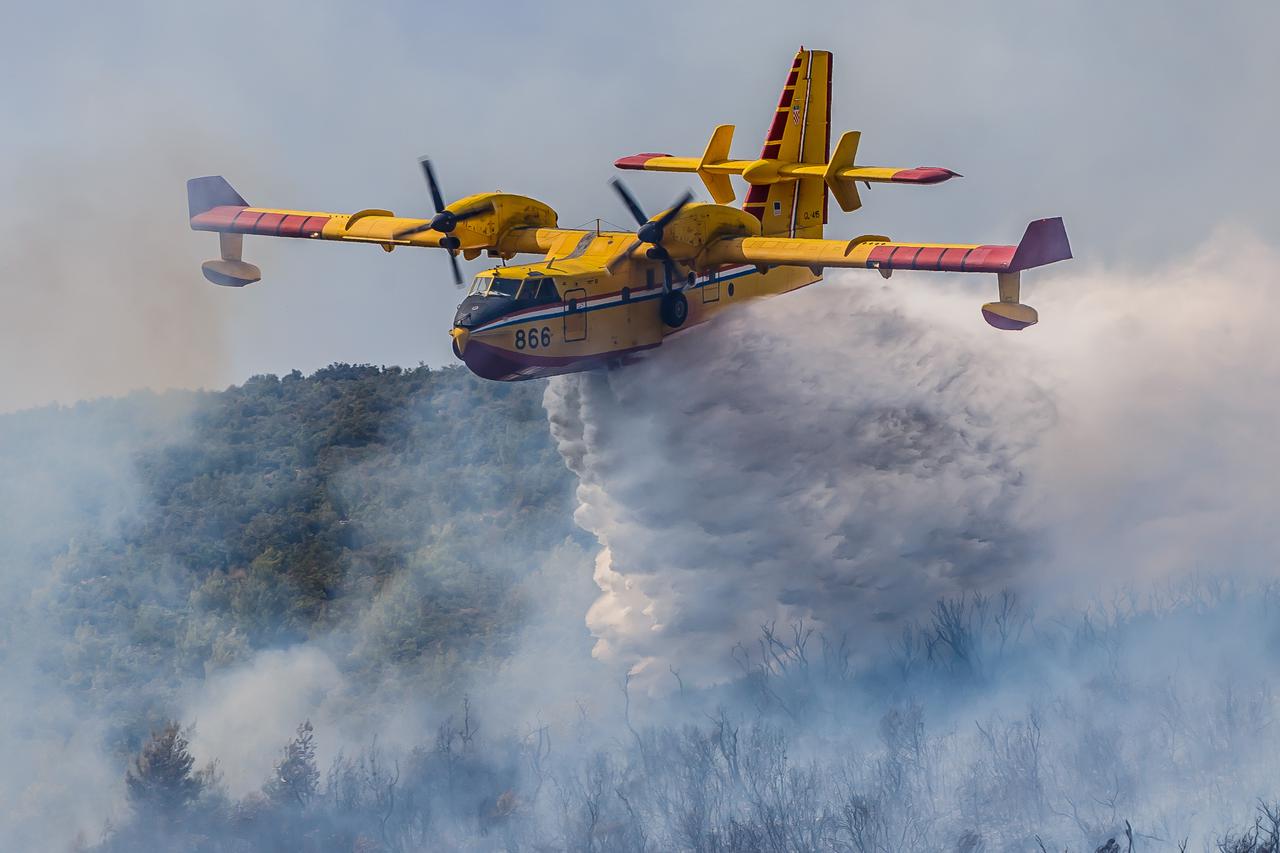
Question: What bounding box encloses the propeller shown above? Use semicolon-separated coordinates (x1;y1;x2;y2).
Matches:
393;158;494;286
606;178;693;291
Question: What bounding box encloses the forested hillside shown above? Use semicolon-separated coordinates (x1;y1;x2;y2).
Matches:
4;365;1278;852
0;365;583;758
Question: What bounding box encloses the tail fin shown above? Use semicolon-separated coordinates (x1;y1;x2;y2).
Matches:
743;47;831;238
187;175;249;219
186;176;260;287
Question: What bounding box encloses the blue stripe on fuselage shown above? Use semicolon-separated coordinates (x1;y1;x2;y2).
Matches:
471;266;760;333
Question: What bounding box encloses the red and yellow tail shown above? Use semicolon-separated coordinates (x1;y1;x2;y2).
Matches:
742;47;831;238
615;47;962;236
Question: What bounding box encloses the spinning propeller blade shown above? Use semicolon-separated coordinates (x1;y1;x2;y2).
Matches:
606;179;694;285
610;177;649;227
392;157;495;287
421;158;446;214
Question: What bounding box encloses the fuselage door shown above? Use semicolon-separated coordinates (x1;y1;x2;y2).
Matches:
702;269;720;303
563;287;587;342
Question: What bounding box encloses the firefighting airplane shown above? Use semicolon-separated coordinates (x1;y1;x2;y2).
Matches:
188;47;1070;381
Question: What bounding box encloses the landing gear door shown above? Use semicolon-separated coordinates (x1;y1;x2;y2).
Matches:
563;287;587;342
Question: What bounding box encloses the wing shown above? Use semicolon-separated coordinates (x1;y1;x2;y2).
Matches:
702;217;1071;330
188;176;449;248
186;176;564;286
703;217;1071;276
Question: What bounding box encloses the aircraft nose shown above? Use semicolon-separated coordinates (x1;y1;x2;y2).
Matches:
451;327;470;358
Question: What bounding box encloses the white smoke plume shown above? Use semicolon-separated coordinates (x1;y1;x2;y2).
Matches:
546;229;1280;691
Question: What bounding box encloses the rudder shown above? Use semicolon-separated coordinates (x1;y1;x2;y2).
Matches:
743;47;831;238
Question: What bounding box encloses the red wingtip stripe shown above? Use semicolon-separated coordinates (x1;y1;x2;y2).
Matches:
190;205;244;230
191;205;331;239
614;153;672;170
867;243;1018;273
300;215;329;237
278;214;308;237
890;167;960;184
254;212;285;234
233;209;265;231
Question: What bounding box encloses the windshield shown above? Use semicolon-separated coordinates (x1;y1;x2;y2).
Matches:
469;275;558;302
485;276;521;298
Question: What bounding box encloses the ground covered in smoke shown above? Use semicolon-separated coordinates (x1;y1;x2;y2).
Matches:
93;584;1280;853
3;239;1279;851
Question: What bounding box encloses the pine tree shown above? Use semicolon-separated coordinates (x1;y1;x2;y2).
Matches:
125;721;203;819
265;720;320;808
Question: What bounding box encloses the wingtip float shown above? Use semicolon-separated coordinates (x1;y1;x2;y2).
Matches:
188;47;1071;381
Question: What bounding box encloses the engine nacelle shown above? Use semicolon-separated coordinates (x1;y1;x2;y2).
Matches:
661;203;762;266
447;193;559;252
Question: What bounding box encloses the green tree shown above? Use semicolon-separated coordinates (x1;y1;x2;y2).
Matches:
125;721;203;820
265;720;320;808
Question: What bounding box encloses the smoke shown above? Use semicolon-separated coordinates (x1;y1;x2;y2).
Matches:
0;133;240;414
184;646;345;798
0;393;202;850
546;229;1280;690
544;283;1052;690
1009;231;1280;593
1;230;1277;849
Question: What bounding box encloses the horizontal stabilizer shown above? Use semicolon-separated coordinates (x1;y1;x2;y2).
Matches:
699;125;737;204
614;130;959;214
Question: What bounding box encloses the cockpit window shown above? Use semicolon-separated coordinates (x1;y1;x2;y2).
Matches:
486;277;522;298
527;278;559;304
469;275;559;302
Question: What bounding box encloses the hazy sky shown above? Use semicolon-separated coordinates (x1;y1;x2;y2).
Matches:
0;0;1276;410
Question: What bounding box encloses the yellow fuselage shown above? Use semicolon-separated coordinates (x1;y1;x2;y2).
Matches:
452;230;817;381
